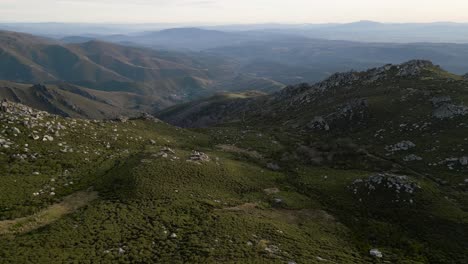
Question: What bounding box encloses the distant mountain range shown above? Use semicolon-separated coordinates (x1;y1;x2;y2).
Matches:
0;30;284;113
3;28;468;117
3;21;468;43
41;27;468;85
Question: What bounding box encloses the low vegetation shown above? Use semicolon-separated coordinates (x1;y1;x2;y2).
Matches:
0;60;467;263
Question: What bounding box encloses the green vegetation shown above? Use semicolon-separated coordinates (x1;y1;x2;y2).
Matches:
1;61;467;263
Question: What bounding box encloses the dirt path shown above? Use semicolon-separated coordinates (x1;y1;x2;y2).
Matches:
0;190;98;235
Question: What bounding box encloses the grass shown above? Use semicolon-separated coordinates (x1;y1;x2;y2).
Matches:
1;75;468;264
0;190;98;235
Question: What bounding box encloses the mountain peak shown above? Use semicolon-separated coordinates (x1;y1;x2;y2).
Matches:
313;60;439;91
397;59;435;70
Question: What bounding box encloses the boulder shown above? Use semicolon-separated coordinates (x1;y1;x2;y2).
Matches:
187;151;210;163
459;157;468;166
42;135;54;142
369;248;383;258
307;116;330;131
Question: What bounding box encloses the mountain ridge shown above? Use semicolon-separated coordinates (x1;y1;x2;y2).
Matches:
0;30;284;111
159;60;461;127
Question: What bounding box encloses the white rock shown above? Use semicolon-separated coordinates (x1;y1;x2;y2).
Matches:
42;135;54;141
370;248;383;258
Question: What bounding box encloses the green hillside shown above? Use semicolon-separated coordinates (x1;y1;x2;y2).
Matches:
0;60;467;263
0;30;284;108
0;81;159;119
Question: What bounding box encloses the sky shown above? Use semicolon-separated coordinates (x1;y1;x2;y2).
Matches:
1;0;468;24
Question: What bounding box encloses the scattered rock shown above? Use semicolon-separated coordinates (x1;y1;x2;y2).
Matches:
385;141;416;152
264;244;280;254
187;151;210;163
349;173;420;202
154;147;177;159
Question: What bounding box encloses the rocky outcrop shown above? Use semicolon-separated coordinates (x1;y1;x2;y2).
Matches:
349;173;421;203
187;151;210;164
385;141;416;152
395;60;436;77
430;95;468;119
433;103;468;119
307;116;330;131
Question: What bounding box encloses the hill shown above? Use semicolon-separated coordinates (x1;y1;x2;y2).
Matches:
0;30;284;109
0;81;158;119
0;100;371;263
1;59;467;262
159;60;468;262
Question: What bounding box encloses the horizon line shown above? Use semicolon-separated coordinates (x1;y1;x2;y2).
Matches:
1;20;468;26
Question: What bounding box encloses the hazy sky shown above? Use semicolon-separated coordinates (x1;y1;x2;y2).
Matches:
1;0;468;24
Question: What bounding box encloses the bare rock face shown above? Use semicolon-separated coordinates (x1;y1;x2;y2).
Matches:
433;103;468;119
429;95;468;119
395;60;436;77
317;71;360;90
